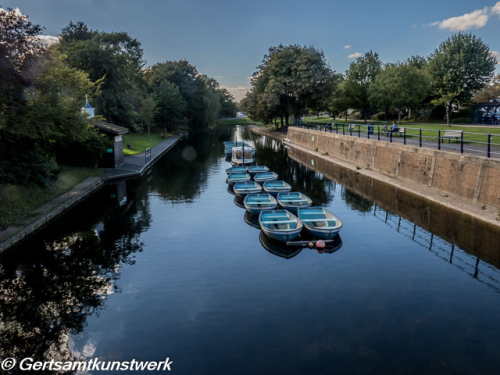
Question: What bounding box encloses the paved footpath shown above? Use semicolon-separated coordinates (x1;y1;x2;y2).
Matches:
0;133;185;253
104;133;184;180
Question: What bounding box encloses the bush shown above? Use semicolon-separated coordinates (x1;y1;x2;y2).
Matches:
450;107;473;120
451;117;472;124
350;111;364;120
55;131;111;168
371;112;386;120
417;109;432;121
0;150;59;187
429;106;446;121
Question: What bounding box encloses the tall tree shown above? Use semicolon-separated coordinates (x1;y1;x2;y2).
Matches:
342;51;382;122
369;63;431;121
218;88;237;118
59;21;146;127
145;60;208;128
248;45;334;126
428;33;497;126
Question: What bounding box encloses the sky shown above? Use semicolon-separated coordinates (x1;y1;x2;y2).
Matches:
3;0;500;101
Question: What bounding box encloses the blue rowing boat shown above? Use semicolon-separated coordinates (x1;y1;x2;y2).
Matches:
259;209;303;243
243;193;278;215
247;165;269;176
277;192;312;214
233;181;262;197
297;206;343;240
254;171;278;183
226;166;248;175
226;173;251;186
262;180;292;197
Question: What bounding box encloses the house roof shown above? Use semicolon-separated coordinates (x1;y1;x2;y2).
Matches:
94;121;129;135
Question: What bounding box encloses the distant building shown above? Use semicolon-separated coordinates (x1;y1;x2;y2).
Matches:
81;95;95;118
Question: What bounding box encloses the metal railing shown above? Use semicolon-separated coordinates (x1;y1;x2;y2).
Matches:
145;147;152;164
293;121;500;159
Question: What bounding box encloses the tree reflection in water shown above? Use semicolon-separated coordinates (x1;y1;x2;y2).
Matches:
0;180;149;372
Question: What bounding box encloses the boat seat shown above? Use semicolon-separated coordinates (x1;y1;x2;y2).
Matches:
261;220;296;224
301;219;331;223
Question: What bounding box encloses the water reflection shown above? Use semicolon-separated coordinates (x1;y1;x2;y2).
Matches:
243;211;260;229
1;126;499;375
0;181;148;371
286;145;500;290
259;231;302;259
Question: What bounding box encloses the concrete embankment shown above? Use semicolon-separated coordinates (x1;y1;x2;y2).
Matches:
251;127;500;229
0;133;184;253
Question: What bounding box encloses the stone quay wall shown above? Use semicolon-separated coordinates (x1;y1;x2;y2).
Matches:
288;127;500;209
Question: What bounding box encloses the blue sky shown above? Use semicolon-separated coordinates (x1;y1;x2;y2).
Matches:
3;0;500;100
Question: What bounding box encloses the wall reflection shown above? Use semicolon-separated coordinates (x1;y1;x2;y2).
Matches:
287;146;500;290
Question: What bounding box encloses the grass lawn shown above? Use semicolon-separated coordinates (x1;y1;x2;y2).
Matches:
122;131;172;156
215;118;264;126
0;166;102;229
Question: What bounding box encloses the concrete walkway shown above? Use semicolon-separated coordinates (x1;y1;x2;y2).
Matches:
103;134;184;180
0;133;185;253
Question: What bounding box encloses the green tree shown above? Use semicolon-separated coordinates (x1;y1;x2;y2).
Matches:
150;81;187;132
59;21;146;128
218;88;237;118
428;33;497;126
472;74;500;103
343;51;382;122
145;60;208;128
369;63;431;121
248;45;334;126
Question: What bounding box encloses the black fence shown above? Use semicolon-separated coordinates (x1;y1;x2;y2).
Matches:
145;147;152;164
293;122;500;159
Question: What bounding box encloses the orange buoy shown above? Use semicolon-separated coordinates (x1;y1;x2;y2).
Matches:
316;240;326;249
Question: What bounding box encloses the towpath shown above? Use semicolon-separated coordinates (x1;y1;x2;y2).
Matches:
0;133;185;253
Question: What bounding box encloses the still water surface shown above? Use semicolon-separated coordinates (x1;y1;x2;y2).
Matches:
1;126;500;374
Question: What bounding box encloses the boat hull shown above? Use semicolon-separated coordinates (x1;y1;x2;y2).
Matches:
298;207;343;240
247;166;269;176
259;209;303;243
277;192;312;215
261;226;302;243
234;187;262;197
243;194;278;215
226;173;251;186
303;226;341;240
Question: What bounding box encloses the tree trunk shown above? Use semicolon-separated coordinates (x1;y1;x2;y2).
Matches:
447;102;452;126
285;110;289;127
345;111;348;121
280;115;284;128
408;107;412;120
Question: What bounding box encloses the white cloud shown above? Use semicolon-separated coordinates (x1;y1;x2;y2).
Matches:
36;35;60;46
344;45;351;49
428;7;489;31
491;51;500;64
492;2;500;16
348;52;362;59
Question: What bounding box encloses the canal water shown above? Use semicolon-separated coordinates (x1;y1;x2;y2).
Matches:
1;126;500;374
